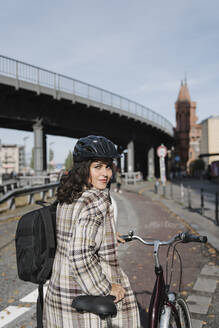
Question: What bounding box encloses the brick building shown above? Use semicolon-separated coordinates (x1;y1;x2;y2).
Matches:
174;81;202;172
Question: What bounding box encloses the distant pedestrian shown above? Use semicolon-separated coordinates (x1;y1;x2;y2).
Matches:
154;179;159;193
114;168;123;193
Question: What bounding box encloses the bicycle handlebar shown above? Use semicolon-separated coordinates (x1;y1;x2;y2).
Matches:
180;231;207;244
120;230;208;245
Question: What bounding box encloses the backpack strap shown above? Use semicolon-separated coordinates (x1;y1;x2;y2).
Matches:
38;206;56;282
37;283;44;328
36;206;56;328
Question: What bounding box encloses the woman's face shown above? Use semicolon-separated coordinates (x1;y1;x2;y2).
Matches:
89;160;112;190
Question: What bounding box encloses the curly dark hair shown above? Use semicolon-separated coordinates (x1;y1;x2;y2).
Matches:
56;160;92;204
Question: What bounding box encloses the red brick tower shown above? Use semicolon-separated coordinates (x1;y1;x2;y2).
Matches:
175;80;201;171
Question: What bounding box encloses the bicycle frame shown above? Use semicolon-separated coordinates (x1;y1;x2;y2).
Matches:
148;265;182;328
129;234;186;328
73;231;206;328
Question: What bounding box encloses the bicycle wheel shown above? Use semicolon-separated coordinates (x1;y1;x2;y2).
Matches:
175;298;192;328
164;298;192;328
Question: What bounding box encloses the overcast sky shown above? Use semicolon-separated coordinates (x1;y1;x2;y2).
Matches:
1;0;219;163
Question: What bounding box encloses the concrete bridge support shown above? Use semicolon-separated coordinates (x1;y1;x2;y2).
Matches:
123;152;128;172
33;120;47;175
135;150;146;179
127;140;134;172
148;147;155;180
123;142;161;180
154;146;160;178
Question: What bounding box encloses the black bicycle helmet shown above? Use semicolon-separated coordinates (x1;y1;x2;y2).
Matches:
73;135;120;162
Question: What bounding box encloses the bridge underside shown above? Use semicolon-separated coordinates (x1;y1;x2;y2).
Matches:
0;83;173;178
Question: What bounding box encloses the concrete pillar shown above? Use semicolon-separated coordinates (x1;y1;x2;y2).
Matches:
33;119;44;175
148;147;155;179
154;146;160;178
116;157;121;170
43;133;47;171
124;152;128;172
127;140;134;172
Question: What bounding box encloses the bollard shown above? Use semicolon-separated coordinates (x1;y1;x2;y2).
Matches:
200;188;204;215
162;184;166;197
170;183;173;199
180;184;184;204
154;180;159;194
187;186;192;209
215;192;219;226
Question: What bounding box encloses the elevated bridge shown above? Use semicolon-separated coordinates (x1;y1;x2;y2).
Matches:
0;55;174;178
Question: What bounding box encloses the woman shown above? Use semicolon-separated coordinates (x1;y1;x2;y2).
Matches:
45;135;140;327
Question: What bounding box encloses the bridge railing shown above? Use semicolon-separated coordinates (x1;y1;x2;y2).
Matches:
0;55;173;136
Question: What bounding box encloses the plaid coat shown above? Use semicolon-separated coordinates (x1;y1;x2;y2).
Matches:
45;188;140;327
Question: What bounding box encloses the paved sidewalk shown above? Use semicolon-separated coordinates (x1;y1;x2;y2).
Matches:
0;181;218;327
119;180;219;328
122;180;219;252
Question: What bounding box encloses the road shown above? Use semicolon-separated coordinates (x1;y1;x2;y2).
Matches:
0;182;219;327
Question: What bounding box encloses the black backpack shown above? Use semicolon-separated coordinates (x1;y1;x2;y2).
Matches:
15;201;57;328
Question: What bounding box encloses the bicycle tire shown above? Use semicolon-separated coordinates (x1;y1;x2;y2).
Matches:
175;298;192;328
162;298;192;328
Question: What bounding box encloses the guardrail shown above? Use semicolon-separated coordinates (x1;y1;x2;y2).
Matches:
18;175;55;186
0;182;58;212
0;54;174;136
0;179;21;195
0;175;59;196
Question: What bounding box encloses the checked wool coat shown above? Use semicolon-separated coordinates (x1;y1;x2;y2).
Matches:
45;188;140;327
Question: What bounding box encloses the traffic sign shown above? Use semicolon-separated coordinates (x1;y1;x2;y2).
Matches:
157;144;167;158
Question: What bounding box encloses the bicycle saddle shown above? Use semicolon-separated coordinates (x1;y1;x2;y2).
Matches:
72;295;117;319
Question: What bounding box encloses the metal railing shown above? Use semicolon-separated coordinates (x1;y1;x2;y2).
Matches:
123;171;143;184
0;182;58;211
0;55;174;136
154;181;219;226
0;176;59;197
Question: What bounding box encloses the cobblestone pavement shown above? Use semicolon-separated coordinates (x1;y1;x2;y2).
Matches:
0;181;219;327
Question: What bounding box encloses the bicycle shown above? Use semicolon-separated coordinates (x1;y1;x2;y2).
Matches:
72;231;207;327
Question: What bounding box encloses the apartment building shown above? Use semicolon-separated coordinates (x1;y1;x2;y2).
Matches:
200;116;219;167
0;144;25;175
